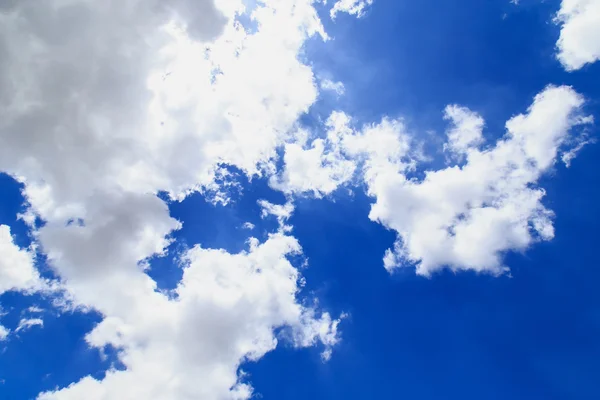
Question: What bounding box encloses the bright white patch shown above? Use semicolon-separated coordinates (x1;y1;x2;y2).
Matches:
330;0;374;19
15;318;44;333
340;113;414;175
259;200;295;221
443;105;485;155
271;110;414;198
0;325;9;341
555;0;600;70
0;225;42;294
270;125;356;197
242;222;255;230
332;86;591;276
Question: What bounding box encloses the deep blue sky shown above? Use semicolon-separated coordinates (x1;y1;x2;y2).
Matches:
2;0;600;399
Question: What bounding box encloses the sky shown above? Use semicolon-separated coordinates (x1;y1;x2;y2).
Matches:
0;0;599;399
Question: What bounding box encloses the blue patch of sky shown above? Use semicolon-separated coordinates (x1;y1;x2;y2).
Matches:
0;293;120;399
0;174;34;251
310;0;599;138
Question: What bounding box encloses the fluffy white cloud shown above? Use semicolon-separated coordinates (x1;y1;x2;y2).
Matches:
0;0;328;218
339;113;414;173
330;0;374;19
270;110;417;198
39;233;341;400
269;125;356;197
443;105;485;155
0;224;42;294
0;0;343;398
259;200;295;222
328;86;591;276
555;0;600;71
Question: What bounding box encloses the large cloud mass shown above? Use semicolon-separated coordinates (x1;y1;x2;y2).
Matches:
0;0;343;398
274;86;592;275
338;86;591;275
38;232;341;400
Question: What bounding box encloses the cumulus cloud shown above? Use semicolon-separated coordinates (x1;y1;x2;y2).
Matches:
330;0;374;19
0;0;343;398
443;105;485;155
325;86;591;276
39;234;341;400
0;0;328;218
269;125;356;197
270;110;416;198
0;224;42;294
555;0;600;71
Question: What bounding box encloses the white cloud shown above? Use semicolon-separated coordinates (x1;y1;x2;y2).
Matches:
38;234;341;400
0;0;343;398
338;112;414;178
259;200;295;221
555;0;600;71
269;125;356;197
320;79;346;96
331;86;591;276
15;318;44;333
561;133;595;167
0;325;9;341
443;105;485;155
269;110;415;198
330;0;374;20
242;222;255;230
0;0;328;218
258;200;296;233
0;225;42;294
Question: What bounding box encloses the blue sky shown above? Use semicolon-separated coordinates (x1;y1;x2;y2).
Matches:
1;0;600;399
